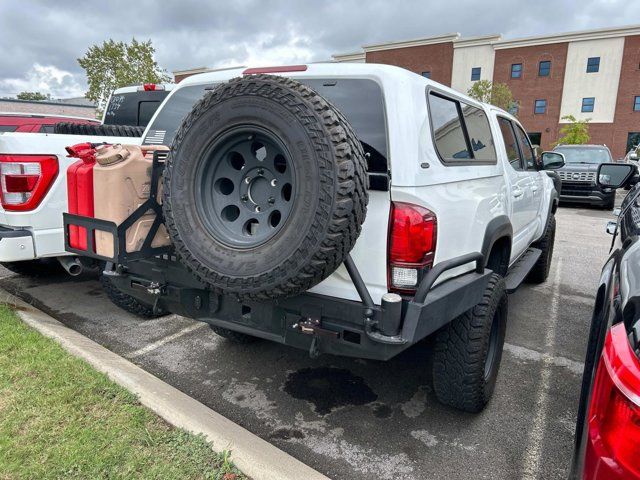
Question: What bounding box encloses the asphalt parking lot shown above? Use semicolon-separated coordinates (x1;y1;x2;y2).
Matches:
1;200;620;480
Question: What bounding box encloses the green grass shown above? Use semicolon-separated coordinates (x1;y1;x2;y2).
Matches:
0;304;246;480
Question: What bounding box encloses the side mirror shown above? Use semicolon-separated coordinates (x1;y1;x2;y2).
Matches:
540;151;565;170
597;163;634;189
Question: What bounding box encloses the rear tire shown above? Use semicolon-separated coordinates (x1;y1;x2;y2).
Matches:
163;74;368;300
208;325;259;344
100;275;166;319
526;215;556;284
432;273;508;413
1;259;63;277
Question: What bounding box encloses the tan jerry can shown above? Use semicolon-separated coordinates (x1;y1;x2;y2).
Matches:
93;144;171;258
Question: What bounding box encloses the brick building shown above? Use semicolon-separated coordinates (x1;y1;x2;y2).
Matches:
334;25;640;158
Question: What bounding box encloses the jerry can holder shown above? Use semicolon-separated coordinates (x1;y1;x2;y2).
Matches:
63;150;173;263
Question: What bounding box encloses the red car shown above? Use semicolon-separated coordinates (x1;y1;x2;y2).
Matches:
0;113;99;134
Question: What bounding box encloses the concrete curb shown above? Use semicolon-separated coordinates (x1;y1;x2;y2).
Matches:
1;290;329;480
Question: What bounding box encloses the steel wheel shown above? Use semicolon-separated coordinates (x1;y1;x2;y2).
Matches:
195;126;295;248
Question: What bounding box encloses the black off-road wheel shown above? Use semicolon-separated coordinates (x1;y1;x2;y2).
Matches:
526;215;556;284
208;325;259;344
100;275;166;319
163;74;368;300
432;273;508;413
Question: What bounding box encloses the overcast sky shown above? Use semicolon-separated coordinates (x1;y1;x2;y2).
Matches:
1;0;639;99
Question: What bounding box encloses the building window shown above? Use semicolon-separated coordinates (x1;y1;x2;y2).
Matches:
471;67;481;81
634;96;640;111
587;57;600;73
582;97;595;113
538;60;551;77
528;132;542;147
534;99;547;114
511;63;522;78
422;71;431;79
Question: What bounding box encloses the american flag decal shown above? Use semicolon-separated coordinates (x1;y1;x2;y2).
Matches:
145;130;166;144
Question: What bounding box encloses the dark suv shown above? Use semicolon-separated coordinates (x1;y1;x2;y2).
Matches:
553;145;615;209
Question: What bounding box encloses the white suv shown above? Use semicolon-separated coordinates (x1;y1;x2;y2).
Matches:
67;64;564;412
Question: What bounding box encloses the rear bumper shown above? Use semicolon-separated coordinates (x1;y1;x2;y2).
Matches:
106;255;493;361
0;227;35;262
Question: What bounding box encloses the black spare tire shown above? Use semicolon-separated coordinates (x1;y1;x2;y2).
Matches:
163;74;368;300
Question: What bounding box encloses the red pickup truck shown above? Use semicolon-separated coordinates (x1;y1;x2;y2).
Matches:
0;113;99;134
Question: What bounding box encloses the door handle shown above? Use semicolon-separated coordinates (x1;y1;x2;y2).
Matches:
513;188;524;198
531;185;539;193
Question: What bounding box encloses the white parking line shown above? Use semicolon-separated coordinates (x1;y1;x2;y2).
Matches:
126;323;208;359
521;258;562;480
503;342;584;375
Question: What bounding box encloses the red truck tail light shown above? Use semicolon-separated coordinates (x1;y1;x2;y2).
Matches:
139;83;164;91
0;155;58;211
387;202;437;293
584;323;640;479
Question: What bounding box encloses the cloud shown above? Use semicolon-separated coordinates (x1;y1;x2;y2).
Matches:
0;0;639;99
0;63;85;99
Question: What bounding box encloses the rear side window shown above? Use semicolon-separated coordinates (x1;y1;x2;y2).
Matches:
138;101;161;126
39;125;55;133
0;125;17;132
428;92;496;164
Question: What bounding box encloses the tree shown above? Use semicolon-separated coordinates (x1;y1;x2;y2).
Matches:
17;91;50;101
556;115;590;145
78;38;172;111
467;80;515;113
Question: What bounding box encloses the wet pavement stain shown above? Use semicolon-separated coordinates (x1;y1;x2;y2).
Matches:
372;403;393;419
283;367;377;415
269;427;305;441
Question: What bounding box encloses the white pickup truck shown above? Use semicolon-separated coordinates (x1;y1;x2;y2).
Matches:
65;64;565;412
0;83;171;277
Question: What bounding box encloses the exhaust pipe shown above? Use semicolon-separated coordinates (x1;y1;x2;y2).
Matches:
58;256;83;276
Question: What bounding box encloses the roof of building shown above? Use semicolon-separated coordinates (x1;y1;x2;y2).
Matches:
332;23;640;58
0;97;95;109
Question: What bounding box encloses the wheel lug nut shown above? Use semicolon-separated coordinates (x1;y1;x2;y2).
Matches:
258;169;264;176
270;179;278;187
241;194;248;202
268;197;275;204
244;177;251;184
255;206;261;213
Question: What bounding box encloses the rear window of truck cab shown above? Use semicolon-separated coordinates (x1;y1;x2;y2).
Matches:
143;78;389;179
103;90;169;127
427;91;497;165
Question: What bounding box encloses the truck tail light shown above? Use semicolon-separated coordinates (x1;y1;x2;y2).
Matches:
387;202;437;294
139;83;164;91
584;323;640;479
0;155;58;211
